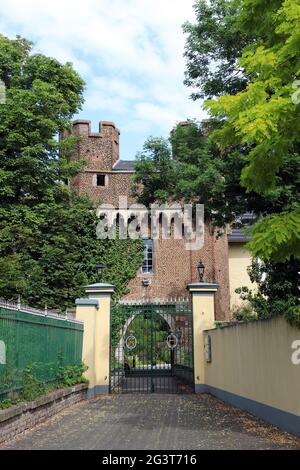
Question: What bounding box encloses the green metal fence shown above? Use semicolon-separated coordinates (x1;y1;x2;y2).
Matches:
0;301;83;401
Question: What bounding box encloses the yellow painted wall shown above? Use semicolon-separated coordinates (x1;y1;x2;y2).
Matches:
76;296;111;393
76;305;98;388
93;295;110;390
192;292;216;385
204;317;300;417
228;243;254;310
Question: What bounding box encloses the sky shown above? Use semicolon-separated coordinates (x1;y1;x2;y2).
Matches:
0;0;206;160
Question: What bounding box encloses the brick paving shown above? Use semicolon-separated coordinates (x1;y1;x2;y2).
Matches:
1;394;300;450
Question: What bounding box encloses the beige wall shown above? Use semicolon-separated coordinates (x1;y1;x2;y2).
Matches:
228;243;254;310
191;289;217;387
204;317;300;421
76;304;98;390
76;291;113;395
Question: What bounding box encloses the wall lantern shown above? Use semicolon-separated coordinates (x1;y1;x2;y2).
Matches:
197;260;205;283
142;278;151;287
96;262;105;282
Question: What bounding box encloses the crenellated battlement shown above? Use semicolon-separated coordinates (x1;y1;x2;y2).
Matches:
61;119;120;171
72;120;120;141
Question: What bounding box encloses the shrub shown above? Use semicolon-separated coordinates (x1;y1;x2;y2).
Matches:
232;302;258;322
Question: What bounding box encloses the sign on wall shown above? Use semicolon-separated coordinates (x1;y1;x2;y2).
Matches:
0;340;6;364
205;335;212;363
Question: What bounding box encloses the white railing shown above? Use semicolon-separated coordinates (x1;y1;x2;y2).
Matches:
0;298;83;324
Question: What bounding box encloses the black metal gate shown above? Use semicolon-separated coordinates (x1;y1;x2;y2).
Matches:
110;299;194;393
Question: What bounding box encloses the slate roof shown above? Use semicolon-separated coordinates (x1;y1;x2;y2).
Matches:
228;228;252;243
228;213;255;242
113;160;136;172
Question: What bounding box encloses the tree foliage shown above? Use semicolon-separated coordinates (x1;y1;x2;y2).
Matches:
183;0;250;99
203;0;300;261
182;0;300;325
236;256;300;328
133;122;299;231
132;137;177;206
0;35;143;309
134;0;300;323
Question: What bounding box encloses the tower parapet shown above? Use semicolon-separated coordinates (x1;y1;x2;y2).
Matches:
62;120;120;171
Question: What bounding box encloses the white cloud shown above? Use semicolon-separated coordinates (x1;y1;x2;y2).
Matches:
0;0;206;157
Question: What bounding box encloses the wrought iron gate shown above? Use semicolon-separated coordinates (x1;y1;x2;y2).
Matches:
110;299;194;393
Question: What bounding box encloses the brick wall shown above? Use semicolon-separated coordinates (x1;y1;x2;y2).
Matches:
72;171;136;207
0;384;88;444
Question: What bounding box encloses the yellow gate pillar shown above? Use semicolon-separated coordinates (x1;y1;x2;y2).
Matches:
187;283;219;393
75;282;115;397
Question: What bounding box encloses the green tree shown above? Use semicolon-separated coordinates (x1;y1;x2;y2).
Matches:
204;0;300;261
183;0;251;99
0;35;143;309
236;257;300;328
132;137;177;206
134;121;299;230
181;0;300;325
133;120;300;323
18;195;143;310
125;314;170;366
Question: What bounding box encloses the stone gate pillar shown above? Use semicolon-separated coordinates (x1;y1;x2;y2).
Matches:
75;282;115;397
187;283;219;393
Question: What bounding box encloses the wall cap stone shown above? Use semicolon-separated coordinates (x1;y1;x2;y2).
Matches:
75;298;99;306
101;121;117;128
85;282;116;293
187;283;219;292
0;383;88;424
73;119;91;125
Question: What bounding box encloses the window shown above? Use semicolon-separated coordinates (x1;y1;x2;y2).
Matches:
96;174;106;187
141;239;153;274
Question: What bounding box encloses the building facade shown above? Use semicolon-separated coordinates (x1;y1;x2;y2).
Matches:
62;119;253;320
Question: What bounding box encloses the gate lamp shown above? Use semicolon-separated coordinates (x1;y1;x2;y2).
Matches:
197;260;205;283
96;262;105;282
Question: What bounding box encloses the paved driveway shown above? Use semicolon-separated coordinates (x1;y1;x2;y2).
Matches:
2;394;300;450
